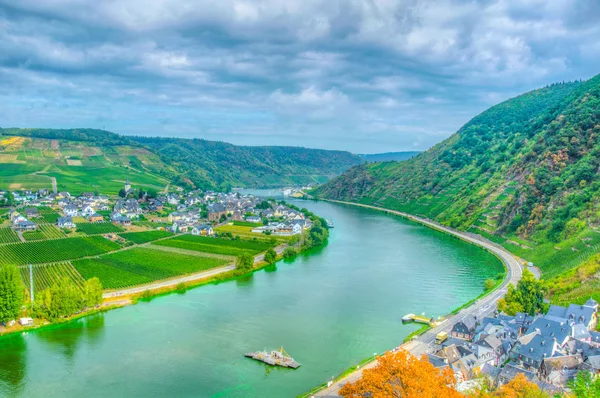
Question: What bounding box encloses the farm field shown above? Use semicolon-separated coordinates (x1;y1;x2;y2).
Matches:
0;227;20;244
19;262;85;293
0;236;121;265
154;235;274;256
76;222;124;235
118;230;173;244
73;248;229;289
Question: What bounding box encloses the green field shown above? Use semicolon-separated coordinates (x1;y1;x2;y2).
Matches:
154;235;274;256
73;248;229;289
118;230;173;244
76;222;124;235
0;227;20;244
19;262;85;293
0;236;121;265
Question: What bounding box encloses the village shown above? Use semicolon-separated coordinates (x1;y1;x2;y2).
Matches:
427;298;600;393
0;179;313;239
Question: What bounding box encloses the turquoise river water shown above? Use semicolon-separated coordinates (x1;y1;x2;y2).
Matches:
0;200;503;397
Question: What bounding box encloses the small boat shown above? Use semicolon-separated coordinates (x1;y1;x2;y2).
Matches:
245;347;300;369
326;219;334;228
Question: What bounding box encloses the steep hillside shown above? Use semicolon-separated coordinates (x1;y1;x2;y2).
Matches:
315;75;600;278
359;151;420;162
0;128;363;193
0;133;170;194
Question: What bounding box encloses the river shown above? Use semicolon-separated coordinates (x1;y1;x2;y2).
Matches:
0;200;503;397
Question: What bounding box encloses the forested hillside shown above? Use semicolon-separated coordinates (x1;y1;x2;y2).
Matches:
0;128;363;192
132;137;363;190
315;74;600;287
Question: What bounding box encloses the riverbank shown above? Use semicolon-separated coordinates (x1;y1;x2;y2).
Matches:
0;243;296;338
308;200;523;397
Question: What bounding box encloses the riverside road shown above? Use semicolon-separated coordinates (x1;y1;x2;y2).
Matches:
315;201;524;397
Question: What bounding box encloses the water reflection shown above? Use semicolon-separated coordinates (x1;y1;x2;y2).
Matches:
35;314;105;362
0;335;27;395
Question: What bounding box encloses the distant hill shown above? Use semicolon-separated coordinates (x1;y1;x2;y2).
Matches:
0;128;363;193
359;151;420;162
314;75;600;289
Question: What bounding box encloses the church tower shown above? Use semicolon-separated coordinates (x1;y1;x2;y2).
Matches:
125;177;131;193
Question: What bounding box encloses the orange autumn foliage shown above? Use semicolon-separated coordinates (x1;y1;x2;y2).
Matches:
339;349;463;398
468;374;548;398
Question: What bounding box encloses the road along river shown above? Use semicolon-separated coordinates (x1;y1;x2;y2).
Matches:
0;200;504;397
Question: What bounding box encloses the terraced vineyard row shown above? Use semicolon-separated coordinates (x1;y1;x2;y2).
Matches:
23;224;65;241
118;230;172;244
76;222;123;235
0;227;19;244
154;235;274;256
0;236;121;265
19;262;85;293
73;247;229;289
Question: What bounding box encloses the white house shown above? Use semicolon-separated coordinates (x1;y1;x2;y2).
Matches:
82;205;95;216
64;205;78;217
191;224;214;236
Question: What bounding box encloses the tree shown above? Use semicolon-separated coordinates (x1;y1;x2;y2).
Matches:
147;188;158;199
283;247;297;259
497;269;546;316
35;278;84;321
84;278;103;308
490;373;547;397
219;214;227;223
484;279;496;291
568;370;600;398
264;248;277;264
0;264;25;323
118;188;127;198
237;253;254;271
340;349;462;398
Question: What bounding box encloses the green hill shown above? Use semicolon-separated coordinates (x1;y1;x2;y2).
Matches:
314;74;600;290
0;128;363;194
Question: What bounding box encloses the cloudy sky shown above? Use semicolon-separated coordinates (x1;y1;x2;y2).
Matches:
1;0;599;153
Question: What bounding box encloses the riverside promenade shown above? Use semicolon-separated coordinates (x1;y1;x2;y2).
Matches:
314;200;523;397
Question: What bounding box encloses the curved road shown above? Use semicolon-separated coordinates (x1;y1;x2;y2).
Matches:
315;200;523;397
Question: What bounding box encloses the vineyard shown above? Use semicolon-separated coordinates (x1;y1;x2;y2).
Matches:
73;247;229;289
118;230;173;244
76;222;123;235
153;235;274;256
37;207;61;224
22;224;65;241
0;236;121;265
0;227;20;244
19;262;85;293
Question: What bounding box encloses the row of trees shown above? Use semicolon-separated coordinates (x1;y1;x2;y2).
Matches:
0;264;104;324
34;277;103;321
